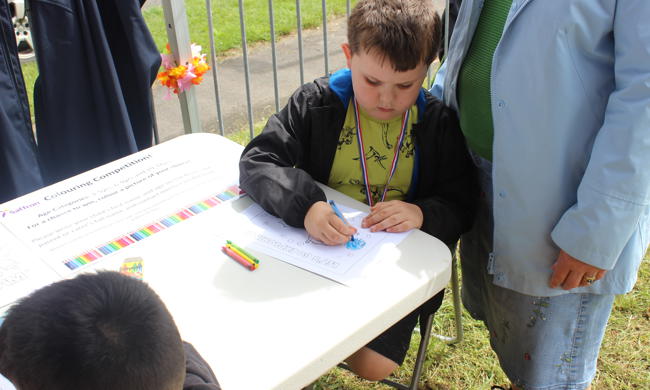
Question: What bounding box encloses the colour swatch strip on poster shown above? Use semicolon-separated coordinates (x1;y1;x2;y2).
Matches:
62;185;243;271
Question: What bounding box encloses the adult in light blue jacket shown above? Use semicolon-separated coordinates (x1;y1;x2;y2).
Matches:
432;1;649;389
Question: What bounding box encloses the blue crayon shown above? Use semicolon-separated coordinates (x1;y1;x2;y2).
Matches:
328;200;355;242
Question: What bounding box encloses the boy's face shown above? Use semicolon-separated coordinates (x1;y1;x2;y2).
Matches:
342;43;428;121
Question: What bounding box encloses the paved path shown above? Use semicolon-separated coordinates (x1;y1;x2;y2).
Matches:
151;1;445;141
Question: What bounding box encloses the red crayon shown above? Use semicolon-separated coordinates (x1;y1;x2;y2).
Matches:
222;246;256;271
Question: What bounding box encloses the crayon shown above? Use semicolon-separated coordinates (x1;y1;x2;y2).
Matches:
328;200;355;242
225;243;258;266
226;240;260;264
222;246;256;271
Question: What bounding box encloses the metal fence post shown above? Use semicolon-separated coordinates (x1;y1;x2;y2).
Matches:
238;0;255;139
162;0;202;134
296;0;304;85
268;0;280;112
205;0;225;135
321;0;329;76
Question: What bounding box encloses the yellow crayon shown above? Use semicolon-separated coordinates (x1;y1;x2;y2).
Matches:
226;240;260;264
225;243;258;268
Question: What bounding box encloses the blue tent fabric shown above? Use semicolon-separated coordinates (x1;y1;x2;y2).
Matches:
0;0;44;203
30;0;161;184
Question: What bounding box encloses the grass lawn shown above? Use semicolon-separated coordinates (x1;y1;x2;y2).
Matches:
20;62;38;122
143;0;352;54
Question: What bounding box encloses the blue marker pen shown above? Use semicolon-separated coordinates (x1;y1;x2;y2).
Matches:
328;200;355;241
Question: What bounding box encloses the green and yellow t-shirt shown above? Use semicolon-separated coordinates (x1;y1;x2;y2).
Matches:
328;101;417;205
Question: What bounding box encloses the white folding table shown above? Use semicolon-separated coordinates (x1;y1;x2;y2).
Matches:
0;134;451;390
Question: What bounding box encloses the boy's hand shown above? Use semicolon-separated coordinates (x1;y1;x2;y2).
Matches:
304;201;357;245
362;201;423;233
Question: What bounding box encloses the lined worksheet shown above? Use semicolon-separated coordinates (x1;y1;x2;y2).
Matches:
233;202;410;284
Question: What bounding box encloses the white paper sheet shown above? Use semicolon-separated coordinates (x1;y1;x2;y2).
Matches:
234;203;410;284
0;224;59;311
0;134;242;277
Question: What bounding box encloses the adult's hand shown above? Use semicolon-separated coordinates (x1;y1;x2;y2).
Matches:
549;249;607;290
304;201;356;245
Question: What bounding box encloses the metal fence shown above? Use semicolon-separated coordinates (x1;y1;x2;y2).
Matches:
158;0;448;143
160;0;353;140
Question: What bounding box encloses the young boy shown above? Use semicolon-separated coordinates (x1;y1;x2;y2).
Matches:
0;272;220;390
240;0;477;381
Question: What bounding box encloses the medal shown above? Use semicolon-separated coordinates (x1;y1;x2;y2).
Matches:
352;98;409;206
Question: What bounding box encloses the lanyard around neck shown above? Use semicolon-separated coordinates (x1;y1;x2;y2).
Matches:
353;98;409;207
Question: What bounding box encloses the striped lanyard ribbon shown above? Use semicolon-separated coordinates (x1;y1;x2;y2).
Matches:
353;98;409;207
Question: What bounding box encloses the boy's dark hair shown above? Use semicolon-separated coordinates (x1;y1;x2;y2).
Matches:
347;0;442;71
0;271;185;390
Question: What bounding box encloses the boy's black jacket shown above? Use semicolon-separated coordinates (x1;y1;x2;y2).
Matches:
239;70;477;249
183;342;221;389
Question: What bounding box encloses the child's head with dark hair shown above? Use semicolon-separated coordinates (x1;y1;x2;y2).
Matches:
346;0;441;72
0;271;185;390
342;0;441;121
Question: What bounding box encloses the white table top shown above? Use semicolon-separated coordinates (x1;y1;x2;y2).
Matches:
0;133;451;390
